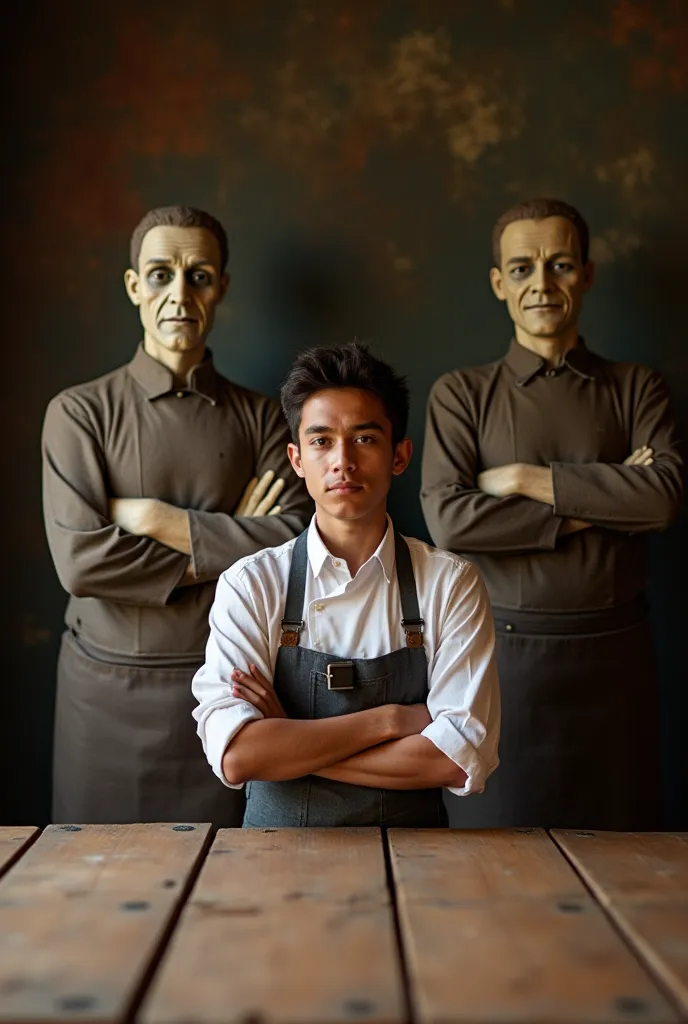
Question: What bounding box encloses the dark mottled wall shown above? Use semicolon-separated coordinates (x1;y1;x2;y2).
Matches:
4;0;687;825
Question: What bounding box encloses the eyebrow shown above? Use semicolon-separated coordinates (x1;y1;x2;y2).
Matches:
303;421;385;436
144;258;215;269
507;250;576;265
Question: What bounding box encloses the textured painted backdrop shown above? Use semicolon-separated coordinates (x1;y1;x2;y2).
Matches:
4;0;687;825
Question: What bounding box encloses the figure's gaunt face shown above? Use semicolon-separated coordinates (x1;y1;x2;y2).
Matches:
125;226;228;357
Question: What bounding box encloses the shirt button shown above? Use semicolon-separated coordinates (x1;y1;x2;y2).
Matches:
176;390;185;398
545;369;556;378
505;623;514;632
313;639;322;648
332;559;341;568
314;603;325;612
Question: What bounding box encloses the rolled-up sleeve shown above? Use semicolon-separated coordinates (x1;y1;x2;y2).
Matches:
422;560;501;796
191;568;273;788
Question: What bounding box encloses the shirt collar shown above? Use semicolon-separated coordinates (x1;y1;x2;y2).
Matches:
306;514;396;583
504;336;597;386
127;342;219;404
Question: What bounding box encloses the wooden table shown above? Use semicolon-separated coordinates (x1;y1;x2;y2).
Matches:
0;825;686;1023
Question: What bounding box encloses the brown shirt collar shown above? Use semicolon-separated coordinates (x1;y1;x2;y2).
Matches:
127;343;219;404
505;337;597;386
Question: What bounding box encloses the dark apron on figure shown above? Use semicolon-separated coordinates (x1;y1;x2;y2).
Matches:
448;597;662;831
243;530;448;828
52;629;244;827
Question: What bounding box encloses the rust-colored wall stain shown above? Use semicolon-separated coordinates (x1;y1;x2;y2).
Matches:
13;0;688;292
609;0;687;91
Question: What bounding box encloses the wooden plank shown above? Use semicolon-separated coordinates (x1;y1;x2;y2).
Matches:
551;831;688;904
0;827;39;879
140;827;405;1024
389;826;587;903
390;828;677;1024
0;822;211;1023
553;830;688;1017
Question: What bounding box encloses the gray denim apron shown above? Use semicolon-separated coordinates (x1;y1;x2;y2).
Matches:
243;530;448;828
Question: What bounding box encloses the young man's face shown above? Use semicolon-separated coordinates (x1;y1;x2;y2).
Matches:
287;387;411;523
490;216;593;342
124;226;229;356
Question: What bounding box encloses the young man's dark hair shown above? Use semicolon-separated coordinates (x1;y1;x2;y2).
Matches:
491;197;590;265
129;205;229;271
280;342;410;446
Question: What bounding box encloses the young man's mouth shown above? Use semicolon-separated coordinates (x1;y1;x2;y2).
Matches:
328;483;364;494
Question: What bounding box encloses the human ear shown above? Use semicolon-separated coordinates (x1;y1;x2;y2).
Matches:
219;272;230;300
287;442;305;478
124;268;141;307
489;266;506;301
392;438;413;477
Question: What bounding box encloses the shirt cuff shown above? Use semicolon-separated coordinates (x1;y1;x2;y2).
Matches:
421;714;498;797
188;509;235;584
551;463;587;519
200;703;263;789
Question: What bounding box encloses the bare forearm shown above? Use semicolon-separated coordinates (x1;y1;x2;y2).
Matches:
145;501;192;554
513;465;555;505
222;708;397;785
315;735;465;790
505;467;591;533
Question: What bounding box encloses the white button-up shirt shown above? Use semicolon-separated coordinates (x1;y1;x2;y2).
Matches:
192;516;500;796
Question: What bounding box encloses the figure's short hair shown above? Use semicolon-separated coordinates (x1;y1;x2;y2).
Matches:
492;198;590;265
280;342;410;446
129;206;229;271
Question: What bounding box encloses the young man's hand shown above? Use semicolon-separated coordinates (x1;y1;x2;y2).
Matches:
231;664;288;718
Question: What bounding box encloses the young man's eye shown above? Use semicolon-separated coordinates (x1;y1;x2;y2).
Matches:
510;265;531;278
191;271;211;286
355;435;375;443
310;437;328;446
553;262;574;273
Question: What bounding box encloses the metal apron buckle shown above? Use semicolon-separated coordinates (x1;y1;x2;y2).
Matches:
402;618;425;649
280;620;304;648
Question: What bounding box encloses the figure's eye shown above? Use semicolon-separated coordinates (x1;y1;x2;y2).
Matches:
148;268;172;285
510;264;532;278
190;270;211;286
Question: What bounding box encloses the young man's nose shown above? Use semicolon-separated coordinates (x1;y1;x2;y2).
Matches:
329;440;357;472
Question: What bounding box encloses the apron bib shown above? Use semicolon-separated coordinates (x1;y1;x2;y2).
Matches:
244;530;447;828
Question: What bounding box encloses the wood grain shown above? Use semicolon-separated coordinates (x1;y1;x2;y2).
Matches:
141;826;405;1024
553;830;688;1017
0;822;211;1023
389;828;677;1023
0;827;39;880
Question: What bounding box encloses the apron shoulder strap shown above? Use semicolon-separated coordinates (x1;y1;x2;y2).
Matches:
279;529;309;647
394;533;425;649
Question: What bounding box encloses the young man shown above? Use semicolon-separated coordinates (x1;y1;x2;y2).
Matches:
43;205;311;826
193;343;500;827
421;198;683;830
